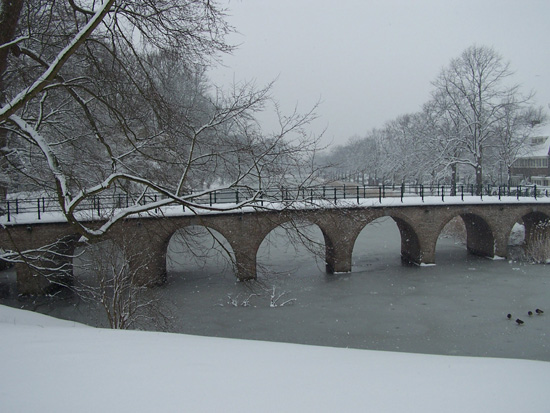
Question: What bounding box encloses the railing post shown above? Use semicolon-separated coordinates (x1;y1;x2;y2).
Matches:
400;183;404;203
15;199;18;214
235;189;239;204
356;186;359;203
343;184;346;199
498;186;501;200
209;192;212;206
7;201;10;222
97;197;101;216
461;185;464;201
517;186;520;200
37;198;41;220
378;186;382;203
322;186;326;198
534;185;537;199
382;184;386;198
420;184;424;202
333;187;337;203
441;185;444;202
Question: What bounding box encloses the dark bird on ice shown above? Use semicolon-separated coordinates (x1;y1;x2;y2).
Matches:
536;309;544;315
528;311;533;316
516;319;524;325
507;314;512;319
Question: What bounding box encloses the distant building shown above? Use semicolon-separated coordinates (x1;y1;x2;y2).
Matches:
510;135;550;186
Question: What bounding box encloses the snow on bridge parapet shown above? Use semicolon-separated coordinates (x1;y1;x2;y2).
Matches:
2;194;550;227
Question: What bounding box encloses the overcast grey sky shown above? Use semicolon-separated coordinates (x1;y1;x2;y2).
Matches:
209;0;550;146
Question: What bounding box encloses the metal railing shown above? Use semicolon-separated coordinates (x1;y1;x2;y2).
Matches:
1;183;548;222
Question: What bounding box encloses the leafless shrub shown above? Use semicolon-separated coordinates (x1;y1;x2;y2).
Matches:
269;286;296;308
524;222;550;264
74;238;172;330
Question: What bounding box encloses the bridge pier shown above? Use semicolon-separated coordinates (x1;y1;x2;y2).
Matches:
13;233;78;295
324;237;353;273
461;213;496;258
234;251;257;281
316;214;363;274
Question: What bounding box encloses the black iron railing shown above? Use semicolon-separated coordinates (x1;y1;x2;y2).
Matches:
1;184;548;222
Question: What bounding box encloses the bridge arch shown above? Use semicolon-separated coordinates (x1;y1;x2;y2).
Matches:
462;213;496;257
433;212;495;260
165;224;236;278
351;212;423;267
256;217;326;277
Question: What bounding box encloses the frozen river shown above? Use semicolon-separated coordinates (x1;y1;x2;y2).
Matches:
2;217;549;361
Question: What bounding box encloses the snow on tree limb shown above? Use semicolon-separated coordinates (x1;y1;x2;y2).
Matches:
0;0;116;122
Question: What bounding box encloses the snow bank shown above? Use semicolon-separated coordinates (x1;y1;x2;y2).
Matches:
1;305;549;412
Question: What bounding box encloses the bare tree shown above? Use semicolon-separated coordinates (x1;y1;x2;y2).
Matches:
319;45;545;192
74;237;169;330
431;45;533;193
0;1;321;265
493;99;547;187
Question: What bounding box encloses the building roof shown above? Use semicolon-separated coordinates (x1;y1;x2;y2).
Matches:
517;135;550;158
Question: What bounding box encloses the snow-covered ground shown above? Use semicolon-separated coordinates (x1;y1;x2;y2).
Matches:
1;304;549;413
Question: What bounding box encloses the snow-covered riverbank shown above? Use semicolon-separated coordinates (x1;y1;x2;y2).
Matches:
1;304;549;413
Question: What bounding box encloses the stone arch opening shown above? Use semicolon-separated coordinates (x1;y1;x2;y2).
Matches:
352;216;401;270
166;225;235;280
435;215;468;261
460;213;495;258
256;218;326;278
434;213;496;260
352;215;421;267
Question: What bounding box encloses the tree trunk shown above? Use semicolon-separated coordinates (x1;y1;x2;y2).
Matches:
475;145;483;195
0;0;25;199
450;163;457;196
475;165;483;195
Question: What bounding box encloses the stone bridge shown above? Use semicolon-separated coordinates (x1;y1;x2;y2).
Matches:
1;202;550;295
